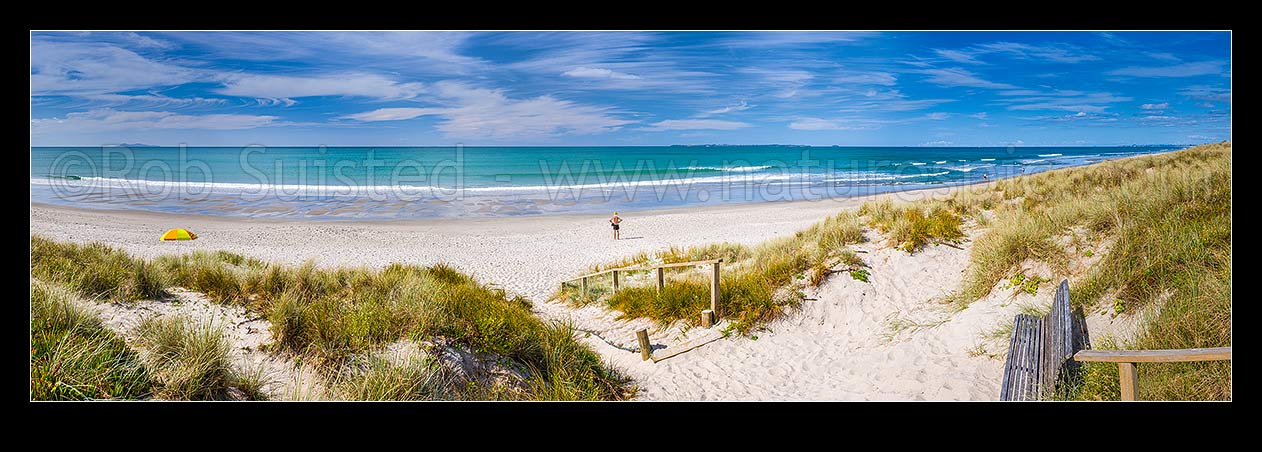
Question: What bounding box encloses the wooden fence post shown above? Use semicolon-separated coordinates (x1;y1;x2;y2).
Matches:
655;267;664;292
701;309;714;328
710;261;721;317
1119;362;1139;401
637;328;651;361
581;277;588;295
612;270;619;293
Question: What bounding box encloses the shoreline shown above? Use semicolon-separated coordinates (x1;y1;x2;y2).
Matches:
30;179;999;227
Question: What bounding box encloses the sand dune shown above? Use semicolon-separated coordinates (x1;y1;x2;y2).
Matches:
30;183;1029;400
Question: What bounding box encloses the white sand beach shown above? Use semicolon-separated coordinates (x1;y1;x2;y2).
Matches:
30;182;1039;400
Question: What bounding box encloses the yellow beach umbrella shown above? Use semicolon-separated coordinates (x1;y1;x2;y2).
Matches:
160;228;198;241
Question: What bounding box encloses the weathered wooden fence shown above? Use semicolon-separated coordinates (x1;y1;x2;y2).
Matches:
1074;347;1232;400
1000;279;1232;401
563;258;724;362
563;258;723;320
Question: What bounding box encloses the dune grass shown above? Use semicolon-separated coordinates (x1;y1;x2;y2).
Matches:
935;142;1232;400
131;316;267;400
331;354;458;401
858;199;965;253
30;280;155;400
556;210;866;334
31;237;167;302
30;237;633;400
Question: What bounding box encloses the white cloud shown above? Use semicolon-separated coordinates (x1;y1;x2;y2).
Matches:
30;40;201;96
918;68;1016;89
715;32;875;48
787;118;864;131
923;140;953;146
1139;102;1169;110
85;93;228;107
1108;61;1225;77
1145;52;1181;62
973;42;1100;64
1179;85;1231;103
342;107;444;122
643;119;750;131
216;73;425;104
833;72;898;86
343;81;634;139
697;101;752;117
935;49;983;64
562;67;641;80
30;108;278;134
926;112;950;120
970;112;988;119
1003;92;1133;112
120;32;177;50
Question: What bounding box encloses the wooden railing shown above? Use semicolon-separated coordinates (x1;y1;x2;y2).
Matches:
1074;347;1232;400
563;258;723;339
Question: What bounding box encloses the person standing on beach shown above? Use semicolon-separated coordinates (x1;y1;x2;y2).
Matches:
610;212;622;240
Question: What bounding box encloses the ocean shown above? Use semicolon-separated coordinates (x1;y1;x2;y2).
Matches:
30;145;1178;219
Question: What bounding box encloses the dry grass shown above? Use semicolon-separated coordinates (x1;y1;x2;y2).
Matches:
934;142;1231;400
557;210;866;334
30;238;634;400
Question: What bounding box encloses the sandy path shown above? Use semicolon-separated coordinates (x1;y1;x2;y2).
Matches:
598;230;1037;400
31;183;1023;400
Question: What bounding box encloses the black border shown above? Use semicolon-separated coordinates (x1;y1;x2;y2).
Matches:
25;3;1237;30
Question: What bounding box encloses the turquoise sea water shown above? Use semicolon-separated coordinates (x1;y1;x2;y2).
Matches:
30;145;1178;219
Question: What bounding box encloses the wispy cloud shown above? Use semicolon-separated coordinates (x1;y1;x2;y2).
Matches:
696;101;752;117
1179;85;1231;103
1139;102;1169;110
344;81;634;139
742;68;816;98
930;41;1099;65
30;108;279;134
1108;61;1226;77
973;42;1100;64
85;93;229;108
1144;52;1181;62
926;112;950;120
787;117;867;131
562;67;642;80
833;71;897;86
712;31;876;48
215;73;425;104
119;32;177;50
341;107;442;122
1003;92;1133;113
918;68;1016;89
160;31;486;73
934;49;983;64
30;40;202;96
643;119;750;131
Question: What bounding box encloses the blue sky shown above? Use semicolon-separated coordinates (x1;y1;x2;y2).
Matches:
30;31;1231;146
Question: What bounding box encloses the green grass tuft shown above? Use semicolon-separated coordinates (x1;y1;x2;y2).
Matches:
30;280;155;400
131;316;265;400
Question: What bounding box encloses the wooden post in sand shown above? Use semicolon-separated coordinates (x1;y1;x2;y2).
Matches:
710;261;721;317
636;328;651;361
1118;362;1139;401
581;277;588;296
655;267;664;292
701;309;715;328
612;270;620;293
